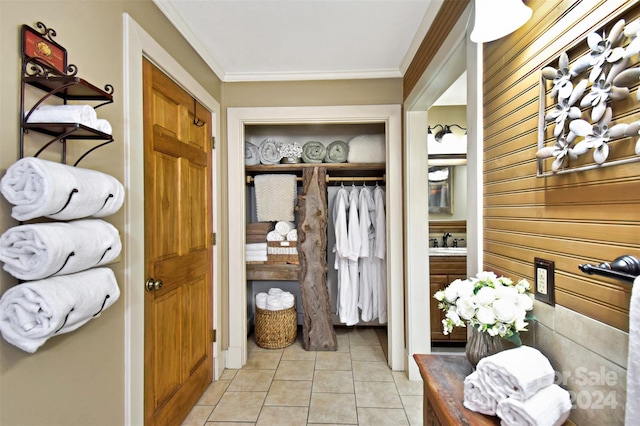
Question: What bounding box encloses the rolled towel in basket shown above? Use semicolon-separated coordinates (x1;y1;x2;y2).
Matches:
286;229;297;241
477;346;555;402
258;138;282;165
274;221;294;236
0;219;122;281
280;291;295;309
301;141;326;163
245;141;260;166
266;294;284;310
0;267;120;353
266;230;285;241
26;104;97;128
256;292;268;310
496;384;572;426
0;157;125;221
268;287;283;296
324;140;349;163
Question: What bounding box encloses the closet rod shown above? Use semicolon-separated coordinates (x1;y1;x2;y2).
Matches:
245;174;385;184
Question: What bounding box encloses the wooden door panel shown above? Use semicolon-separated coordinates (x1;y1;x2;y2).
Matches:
144;58;213;426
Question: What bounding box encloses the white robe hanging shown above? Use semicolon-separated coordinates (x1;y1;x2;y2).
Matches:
374;186;387;324
332;187;350;324
345;186;361;326
358;186;377;322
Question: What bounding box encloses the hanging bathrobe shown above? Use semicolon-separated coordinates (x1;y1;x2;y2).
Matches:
374;185;387;324
357;185;377;322
332;186;350;324
345;186;361;326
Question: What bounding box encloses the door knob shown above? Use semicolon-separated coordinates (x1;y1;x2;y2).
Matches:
145;278;163;292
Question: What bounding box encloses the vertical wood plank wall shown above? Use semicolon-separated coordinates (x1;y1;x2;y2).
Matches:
482;0;640;332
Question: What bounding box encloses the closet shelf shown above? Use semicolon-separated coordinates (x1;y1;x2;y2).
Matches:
247;263;300;281
24;75;113;103
246;162;385;177
22;122;113;139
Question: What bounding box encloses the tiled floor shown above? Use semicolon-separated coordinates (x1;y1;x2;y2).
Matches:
182;327;424;425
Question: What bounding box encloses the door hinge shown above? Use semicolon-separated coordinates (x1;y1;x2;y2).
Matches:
211;329;217;343
211;136;215;150
211;232;217;246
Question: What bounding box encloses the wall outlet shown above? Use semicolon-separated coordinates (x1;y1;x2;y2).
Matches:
534;258;555;306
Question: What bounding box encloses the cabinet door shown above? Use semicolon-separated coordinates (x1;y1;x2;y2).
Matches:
448;274;468;342
430;274;450;341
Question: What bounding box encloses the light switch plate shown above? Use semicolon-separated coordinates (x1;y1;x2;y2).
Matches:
534;257;555;306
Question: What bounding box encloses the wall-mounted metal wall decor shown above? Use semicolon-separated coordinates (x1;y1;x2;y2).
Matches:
536;17;640;176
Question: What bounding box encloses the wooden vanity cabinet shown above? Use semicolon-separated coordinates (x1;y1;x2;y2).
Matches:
429;255;467;342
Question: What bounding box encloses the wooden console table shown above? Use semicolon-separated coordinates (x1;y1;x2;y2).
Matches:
414;354;575;426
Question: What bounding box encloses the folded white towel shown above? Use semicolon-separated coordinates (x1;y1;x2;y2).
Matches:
256;292;268;310
275;221;294;236
245;243;268;252
94;118;112;135
463;371;498;415
347;134;385;163
26;104;97;128
477;346;555;402
0;157;125;221
0;219;121;281
246;253;267;262
0;267;120;353
266;230;285;241
254;174;297;222
286;229;298;241
496;384;572;426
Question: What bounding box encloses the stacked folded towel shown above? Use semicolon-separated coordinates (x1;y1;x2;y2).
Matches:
464;346;571;425
246;242;267;262
26;105;113;134
256;288;295;311
246;222;273;243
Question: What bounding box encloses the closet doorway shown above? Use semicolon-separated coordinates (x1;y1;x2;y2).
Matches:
227;105;403;370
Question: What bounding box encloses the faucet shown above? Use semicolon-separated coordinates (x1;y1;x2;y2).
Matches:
453;238;465;248
442;232;452;248
430;238;439;248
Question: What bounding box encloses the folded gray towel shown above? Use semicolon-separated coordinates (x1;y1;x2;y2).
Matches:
324;140;349;163
301;141;326;163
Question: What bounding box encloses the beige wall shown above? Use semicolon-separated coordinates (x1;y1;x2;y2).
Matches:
0;1;221;425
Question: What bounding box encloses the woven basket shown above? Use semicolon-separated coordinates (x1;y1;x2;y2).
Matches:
266;241;299;264
254;304;297;349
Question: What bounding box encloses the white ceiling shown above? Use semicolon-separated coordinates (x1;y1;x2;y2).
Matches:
153;0;465;103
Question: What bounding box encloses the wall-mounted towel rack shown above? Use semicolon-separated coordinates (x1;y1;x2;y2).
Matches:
579;254;640;284
246;174;385;184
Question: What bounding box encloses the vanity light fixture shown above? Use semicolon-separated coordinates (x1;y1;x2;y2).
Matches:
470;0;532;44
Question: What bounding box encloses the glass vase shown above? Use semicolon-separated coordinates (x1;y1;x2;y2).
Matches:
465;325;518;369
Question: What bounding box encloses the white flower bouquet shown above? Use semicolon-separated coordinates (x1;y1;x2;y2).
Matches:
278;141;303;160
434;271;533;344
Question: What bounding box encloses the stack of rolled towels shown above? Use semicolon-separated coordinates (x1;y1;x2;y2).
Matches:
256;288;295;311
463;346;572;426
266;221;297;242
0;157;124;353
26;104;113;135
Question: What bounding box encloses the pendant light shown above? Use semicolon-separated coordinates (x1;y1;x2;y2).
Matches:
470;0;532;43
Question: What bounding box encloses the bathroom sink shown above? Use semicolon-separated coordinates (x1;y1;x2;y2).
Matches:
429;247;467;256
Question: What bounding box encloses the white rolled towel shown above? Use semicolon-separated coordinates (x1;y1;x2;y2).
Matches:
0;219;121;281
0;157;125;221
463;371;498;415
256;292;268;310
477;346;556;402
266;230;285;242
266;295;283;310
268;288;283;296
26;104;97;128
286;229;298;241
280;291;295;309
0;267;120;353
496;384;572;426
275;221;294;236
94;118;112;135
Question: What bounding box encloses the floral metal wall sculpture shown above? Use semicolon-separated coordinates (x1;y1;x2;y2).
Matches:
537;18;640;176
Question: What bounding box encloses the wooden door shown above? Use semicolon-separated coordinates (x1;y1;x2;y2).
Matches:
143;59;214;426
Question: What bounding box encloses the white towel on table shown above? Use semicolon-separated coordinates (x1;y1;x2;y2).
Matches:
0;267;119;353
0;157;124;221
26;104;97;128
254;174;296;222
477;346;555;402
0;219;121;281
256;292;268;310
286;229;297;241
463;371;498;415
496;384;572;426
626;276;640;425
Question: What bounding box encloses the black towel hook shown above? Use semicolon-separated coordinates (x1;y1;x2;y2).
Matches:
193;98;205;127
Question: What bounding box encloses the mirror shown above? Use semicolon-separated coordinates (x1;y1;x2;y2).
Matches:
428;166;452;214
